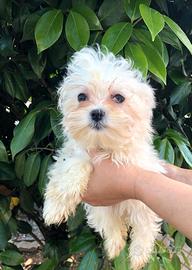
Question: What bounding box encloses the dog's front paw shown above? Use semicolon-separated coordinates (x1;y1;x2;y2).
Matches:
43;193;80;225
43;181;87;225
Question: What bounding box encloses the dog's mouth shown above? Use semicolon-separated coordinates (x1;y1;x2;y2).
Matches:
90;122;106;130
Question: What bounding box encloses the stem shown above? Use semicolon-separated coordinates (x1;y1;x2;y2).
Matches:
133;17;142;27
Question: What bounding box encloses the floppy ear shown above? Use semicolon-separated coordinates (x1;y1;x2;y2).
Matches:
126;78;156;120
140;81;156;111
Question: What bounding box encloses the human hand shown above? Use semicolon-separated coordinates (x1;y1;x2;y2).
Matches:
82;156;137;206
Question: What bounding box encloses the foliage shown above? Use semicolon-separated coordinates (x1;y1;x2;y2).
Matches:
0;0;192;269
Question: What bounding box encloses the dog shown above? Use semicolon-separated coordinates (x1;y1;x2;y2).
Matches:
43;46;165;269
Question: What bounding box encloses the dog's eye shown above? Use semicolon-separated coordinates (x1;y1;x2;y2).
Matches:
78;93;87;102
112;94;125;104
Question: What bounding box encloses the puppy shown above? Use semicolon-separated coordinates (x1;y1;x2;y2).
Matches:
43;46;165;269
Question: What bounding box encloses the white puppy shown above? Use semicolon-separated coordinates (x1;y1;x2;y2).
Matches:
43;47;165;270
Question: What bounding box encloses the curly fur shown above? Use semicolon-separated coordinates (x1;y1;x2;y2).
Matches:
43;46;165;270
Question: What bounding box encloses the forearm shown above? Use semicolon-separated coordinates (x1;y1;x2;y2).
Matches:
130;170;192;240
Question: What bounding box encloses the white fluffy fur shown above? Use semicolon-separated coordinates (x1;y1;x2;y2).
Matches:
43;47;165;270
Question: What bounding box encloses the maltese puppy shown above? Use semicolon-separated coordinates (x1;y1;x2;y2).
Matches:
43;46;165;269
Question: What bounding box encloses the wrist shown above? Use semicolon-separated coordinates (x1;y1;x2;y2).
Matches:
120;166;141;200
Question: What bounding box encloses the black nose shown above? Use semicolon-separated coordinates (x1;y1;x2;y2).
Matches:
90;109;105;122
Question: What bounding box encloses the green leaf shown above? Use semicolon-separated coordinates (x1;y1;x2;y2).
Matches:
171;254;181;270
15;152;26;179
0;34;16;57
165;129;190;147
173;140;192;167
164;15;192;54
162;42;169;67
38;154;53;195
4;69;29;102
114;245;129;270
0;197;11;224
140;44;166;83
34;111;52;144
23;153;41;187
124;0;150;22
7;217;17;235
158;138;175;164
98;0;126;27
0;250;23;266
140;5;164;41
0;162;16;182
160;26;182;51
35;9;64;54
147;257;160;270
13;70;29;102
78;249;99;270
0;140;8;162
162;222;177;237
170;82;191;105
65;10;90;51
134;29;166;83
174;231;185;252
0;221;9;250
72;4;102;30
69;228;96;254
28;47;47;78
3;71;15;98
19;189;34;213
10;112;37;158
125;42;148;77
36;258;57;270
67;205;85;231
162;257;174;270
101;22;132;55
22;13;40;41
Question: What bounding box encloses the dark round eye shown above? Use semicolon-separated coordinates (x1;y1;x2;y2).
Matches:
78;93;87;102
112;94;125;103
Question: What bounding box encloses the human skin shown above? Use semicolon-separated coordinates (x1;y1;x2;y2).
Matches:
82;161;192;240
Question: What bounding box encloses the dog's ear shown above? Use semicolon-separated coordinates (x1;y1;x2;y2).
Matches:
126;78;156;120
140;81;156;110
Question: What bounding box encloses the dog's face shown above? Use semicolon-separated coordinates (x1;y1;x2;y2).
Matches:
58;47;155;150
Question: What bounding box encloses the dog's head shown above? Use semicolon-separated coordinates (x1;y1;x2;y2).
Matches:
58;47;155;150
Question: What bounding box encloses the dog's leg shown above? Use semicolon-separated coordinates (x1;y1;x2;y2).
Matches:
129;204;161;270
85;205;127;259
43;153;92;225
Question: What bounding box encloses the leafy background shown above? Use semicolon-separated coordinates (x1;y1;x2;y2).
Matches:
0;0;192;269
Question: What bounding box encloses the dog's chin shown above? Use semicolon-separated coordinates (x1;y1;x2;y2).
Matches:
67;123;128;151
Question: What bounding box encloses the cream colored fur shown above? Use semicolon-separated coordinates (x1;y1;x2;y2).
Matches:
43;47;165;270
